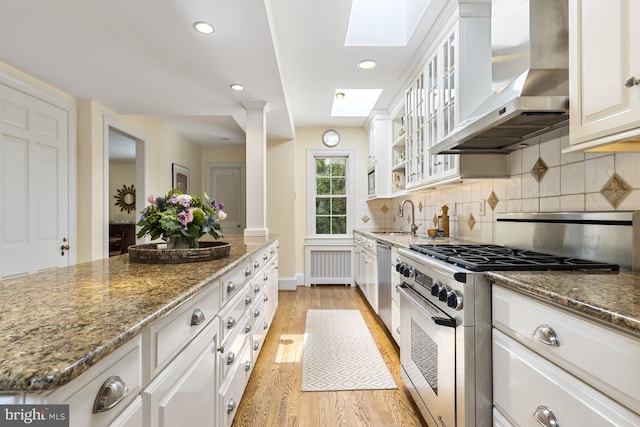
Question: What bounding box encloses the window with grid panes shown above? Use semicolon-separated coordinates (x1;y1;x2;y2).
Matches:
313;156;347;235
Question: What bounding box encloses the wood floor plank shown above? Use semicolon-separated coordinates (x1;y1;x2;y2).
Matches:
232;285;427;427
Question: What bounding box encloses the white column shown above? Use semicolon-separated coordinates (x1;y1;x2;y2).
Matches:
243;101;269;237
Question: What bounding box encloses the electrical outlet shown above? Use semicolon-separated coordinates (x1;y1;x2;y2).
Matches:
479;200;486;216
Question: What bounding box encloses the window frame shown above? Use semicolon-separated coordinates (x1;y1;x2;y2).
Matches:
306;149;355;239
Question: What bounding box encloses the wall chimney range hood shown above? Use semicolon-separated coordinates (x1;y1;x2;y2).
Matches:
432;0;569;155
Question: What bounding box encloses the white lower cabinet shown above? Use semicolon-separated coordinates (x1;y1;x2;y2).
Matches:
110;396;143;427
142;318;219;427
492;285;640;426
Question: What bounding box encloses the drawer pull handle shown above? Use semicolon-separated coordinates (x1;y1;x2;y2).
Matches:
245;361;252;371
253;261;260;268
227;317;236;329
226;281;236;293
190;309;205;326
244;323;252;333
227;352;236;365
245;267;252;276
93;376;128;413
227;399;236;414
245;296;253;305
533;405;559;427
263;275;268;282
396;327;401;335
625;76;640;88
263;253;268;261
254;309;260;318
254;341;259;351
533;324;560;346
254;285;261;293
271;248;275;254
264;321;269;330
264;295;269;302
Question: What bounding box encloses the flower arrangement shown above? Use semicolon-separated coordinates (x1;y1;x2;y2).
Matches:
136;189;226;248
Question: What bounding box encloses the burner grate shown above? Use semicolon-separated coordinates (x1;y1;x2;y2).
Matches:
409;244;619;272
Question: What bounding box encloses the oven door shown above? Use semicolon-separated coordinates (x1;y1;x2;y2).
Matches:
399;284;456;427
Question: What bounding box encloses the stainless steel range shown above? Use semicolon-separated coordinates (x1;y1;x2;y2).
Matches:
396;212;634;427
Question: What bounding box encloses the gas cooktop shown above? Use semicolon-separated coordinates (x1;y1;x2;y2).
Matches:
409;244;620;272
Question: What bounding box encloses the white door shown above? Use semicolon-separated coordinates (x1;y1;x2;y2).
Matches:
0;83;69;278
207;164;245;234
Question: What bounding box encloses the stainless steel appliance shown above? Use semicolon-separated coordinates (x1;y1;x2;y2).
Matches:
397;212;634;427
376;240;392;330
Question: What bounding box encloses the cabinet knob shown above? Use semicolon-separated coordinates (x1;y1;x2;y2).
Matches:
253;260;260;269
190;308;205;326
245;361;252;371
227;352;236;365
245;296;253;305
255;284;261;293
254;309;260;318
254;341;260;351
244;323;252;333
625;76;640;88
533;324;560;346
92;376;129;413
227;317;236;329
263;253;268;261
227;399;236;414
264;294;269;302
245;267;252;276
533;405;559;427
226;281;236;293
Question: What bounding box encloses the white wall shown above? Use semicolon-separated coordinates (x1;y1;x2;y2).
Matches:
108;160;136;223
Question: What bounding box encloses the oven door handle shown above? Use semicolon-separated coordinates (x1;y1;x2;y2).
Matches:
398;284;457;328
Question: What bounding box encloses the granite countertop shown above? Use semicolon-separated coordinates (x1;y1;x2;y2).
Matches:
0;235;277;392
354;229;476;247
486;271;640;337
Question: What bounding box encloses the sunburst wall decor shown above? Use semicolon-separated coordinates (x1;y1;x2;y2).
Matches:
114;184;136;213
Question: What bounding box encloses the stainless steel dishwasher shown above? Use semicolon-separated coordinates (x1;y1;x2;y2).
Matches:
376;240;392;331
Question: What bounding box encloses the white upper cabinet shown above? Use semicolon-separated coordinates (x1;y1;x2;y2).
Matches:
366;116;392;198
569;0;640;151
405;8;499;189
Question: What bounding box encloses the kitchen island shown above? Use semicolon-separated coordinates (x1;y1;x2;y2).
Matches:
0;234;279;427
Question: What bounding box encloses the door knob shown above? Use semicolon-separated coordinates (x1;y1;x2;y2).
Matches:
60;237;70;256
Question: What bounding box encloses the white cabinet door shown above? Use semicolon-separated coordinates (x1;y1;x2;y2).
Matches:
569;0;640;148
493;329;640;427
143;319;219;427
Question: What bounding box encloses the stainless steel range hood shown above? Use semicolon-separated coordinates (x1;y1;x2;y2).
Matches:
432;0;569;154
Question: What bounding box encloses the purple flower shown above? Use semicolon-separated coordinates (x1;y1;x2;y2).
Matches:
177;208;194;227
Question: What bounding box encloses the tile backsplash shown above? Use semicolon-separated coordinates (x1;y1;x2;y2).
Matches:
359;126;640;243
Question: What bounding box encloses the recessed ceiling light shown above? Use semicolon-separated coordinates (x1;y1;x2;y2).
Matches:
230;84;245;91
193;21;214;34
335;92;345;100
357;59;377;70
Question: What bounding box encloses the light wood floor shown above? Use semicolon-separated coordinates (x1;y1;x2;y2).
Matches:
232;285;427;427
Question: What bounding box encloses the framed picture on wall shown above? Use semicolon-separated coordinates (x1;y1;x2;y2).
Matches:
172;163;190;193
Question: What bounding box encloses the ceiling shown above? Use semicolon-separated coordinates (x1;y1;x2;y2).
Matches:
0;0;445;147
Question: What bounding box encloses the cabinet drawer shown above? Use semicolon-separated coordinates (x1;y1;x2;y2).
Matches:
221;257;253;304
252;308;269;356
493;329;640;426
492;285;640;412
148;280;220;377
46;336;142;427
220;312;252;380
219;286;252;343
219;339;253;427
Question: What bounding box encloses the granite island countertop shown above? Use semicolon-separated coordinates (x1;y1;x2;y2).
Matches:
486;271;640;337
0;235;277;392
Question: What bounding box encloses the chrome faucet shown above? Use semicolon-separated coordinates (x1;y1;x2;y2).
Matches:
399;199;420;235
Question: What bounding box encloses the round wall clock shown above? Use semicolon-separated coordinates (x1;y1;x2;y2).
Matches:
322;129;340;147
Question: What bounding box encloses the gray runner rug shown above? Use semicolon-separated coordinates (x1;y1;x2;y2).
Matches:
301;309;397;392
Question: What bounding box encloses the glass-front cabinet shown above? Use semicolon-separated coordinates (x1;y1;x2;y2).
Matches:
404;11;498;190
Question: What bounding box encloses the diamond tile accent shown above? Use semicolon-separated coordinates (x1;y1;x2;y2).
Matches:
487;191;499;211
418;201;423;212
601;173;632;208
467;213;476;230
361;215;370;224
380;204;390;214
530;157;549;183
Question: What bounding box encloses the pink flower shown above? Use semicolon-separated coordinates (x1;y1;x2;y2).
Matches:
177;208;194;227
147;194;156;204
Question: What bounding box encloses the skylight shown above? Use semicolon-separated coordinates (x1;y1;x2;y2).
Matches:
331;89;383;117
345;0;431;47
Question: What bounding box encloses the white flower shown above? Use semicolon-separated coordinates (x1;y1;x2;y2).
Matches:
217;210;227;221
